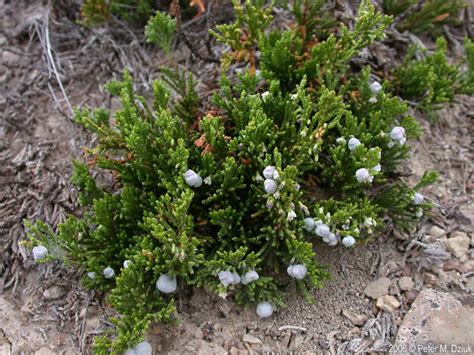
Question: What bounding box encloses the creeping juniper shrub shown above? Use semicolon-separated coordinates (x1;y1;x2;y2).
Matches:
393;37;474;120
26;0;442;352
145;11;176;54
80;0;196;26
382;0;466;34
80;0;156;25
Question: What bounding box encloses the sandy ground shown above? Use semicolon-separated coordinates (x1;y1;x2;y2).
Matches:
1;1;473;354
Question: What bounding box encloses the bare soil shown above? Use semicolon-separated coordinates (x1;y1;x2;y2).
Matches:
1;1;473;354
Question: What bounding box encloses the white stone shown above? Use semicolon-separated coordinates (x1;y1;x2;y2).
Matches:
256;302;273;318
368;96;378;103
372;164;381;172
123;260;131;269
156;274;177;293
87;272;96;279
124;349;137;355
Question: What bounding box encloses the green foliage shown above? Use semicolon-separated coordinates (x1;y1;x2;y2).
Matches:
210;0;273;72
459;38;474;94
382;0;416;16
25;0;444;352
80;0;111;26
275;0;337;41
393;37;473;119
145;11;176;54
383;0;466;34
80;0;197;27
81;0;157;26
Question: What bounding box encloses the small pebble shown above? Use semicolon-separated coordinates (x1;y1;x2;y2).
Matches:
398;276;414;291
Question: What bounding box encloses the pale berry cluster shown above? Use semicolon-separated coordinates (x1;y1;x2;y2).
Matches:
355;168;373;183
304;218;356;247
413;192;425;218
388;126;406;147
287;264;307;279
184;169;203;187
262;166;280;195
32;245;48;260
345;138;379;184
368;81;382;103
156;274;177;293
218;269;259;287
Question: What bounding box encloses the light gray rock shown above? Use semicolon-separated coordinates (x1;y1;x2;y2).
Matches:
342;309;368;326
34;347;53;355
363;277;391;299
376;295;400;313
85;317;100;331
228;347;247;355
429;225;445;238
292;334;304;348
466;277;474;290
43;286;67;300
445;235;470;261
398;277;415;291
347;327;361;337
0;343;11;355
243;334;262;344
463;260;474;273
394;288;474;353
